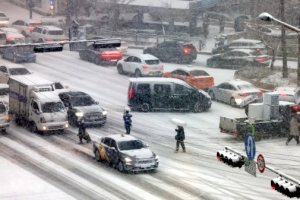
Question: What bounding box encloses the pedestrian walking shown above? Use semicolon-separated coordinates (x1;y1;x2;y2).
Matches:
286;107;300;146
123;107;132;134
219;16;225;33
78;122;91;144
175;126;186;153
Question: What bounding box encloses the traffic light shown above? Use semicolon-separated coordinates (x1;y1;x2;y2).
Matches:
34;44;63;53
216;149;244;168
271;177;300;198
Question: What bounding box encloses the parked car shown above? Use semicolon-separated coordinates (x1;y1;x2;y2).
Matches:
116;41;128;53
0;12;9;27
163;68;214;91
0;45;36;63
273;87;297;103
211;38;266;54
30;25;66;43
58;91;107;126
143;40;197;64
0;28;25;44
79;43;122;65
11;19;42;37
117;54;163;77
207;49;270;69
127;77;211;112
0;63;32;83
93;134;159;172
208;79;263;107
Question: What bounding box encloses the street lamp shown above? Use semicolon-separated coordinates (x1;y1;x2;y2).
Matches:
259;12;300;86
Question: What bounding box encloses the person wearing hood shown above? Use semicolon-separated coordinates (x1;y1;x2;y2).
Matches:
175;126;186;153
286;108;300;145
78;122;91;144
123;107;132;134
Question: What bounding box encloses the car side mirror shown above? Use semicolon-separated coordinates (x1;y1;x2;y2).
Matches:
144;144;149;148
35;110;40;115
95;101;99;105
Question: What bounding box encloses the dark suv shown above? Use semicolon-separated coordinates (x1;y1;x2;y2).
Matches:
143;41;197;64
58;91;107;126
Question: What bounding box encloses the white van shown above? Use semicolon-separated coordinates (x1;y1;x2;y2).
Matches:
30;26;66;43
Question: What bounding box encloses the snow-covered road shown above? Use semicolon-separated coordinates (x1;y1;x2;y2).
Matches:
0;48;298;199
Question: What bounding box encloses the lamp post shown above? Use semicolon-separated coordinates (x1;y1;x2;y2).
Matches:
259;12;300;86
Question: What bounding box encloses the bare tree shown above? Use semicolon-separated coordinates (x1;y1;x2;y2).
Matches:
148;2;173;35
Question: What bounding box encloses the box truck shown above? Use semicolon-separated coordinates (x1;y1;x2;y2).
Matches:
9;75;69;133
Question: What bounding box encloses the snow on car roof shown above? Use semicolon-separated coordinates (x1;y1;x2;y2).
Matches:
0;28;20;33
0;63;26;69
233;38;263;43
34;91;62;102
129;77;186;85
107;134;138;142
137;54;159;60
275;87;296;92
228;79;252;86
39;26;62;30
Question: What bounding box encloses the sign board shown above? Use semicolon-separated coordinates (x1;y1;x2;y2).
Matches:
245;158;256;177
69;26;87;51
257;154;266;173
245;133;256;160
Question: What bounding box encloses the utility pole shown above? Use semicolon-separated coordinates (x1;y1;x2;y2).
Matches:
27;0;34;19
281;0;288;78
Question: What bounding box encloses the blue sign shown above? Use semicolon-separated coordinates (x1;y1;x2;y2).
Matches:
245;133;256;160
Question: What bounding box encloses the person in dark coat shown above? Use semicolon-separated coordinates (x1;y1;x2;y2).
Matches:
123;107;132;134
78;122;91;144
286;111;300;145
175;126;186;153
219;16;225;33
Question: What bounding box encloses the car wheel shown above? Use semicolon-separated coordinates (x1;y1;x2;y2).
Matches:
192;102;201;113
140;103;150;112
30;122;38;133
94;150;101;162
230;98;236;107
118;161;126;173
135;69;142;77
117;64;124;74
208;91;215;100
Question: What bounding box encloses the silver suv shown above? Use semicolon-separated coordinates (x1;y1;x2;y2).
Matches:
30;26;66;43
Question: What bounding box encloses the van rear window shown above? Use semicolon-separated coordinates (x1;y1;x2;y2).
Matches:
145;59;159;65
0;13;6;17
190;70;209;76
48;30;64;35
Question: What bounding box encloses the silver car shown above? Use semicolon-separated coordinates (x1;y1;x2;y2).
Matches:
273;87;296;103
208;80;263;107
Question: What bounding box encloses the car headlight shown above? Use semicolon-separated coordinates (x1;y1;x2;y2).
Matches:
102;110;107;115
155;155;159;161
124;157;132;163
75;111;83;117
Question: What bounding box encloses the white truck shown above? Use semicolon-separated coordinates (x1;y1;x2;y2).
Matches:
9;75;69;133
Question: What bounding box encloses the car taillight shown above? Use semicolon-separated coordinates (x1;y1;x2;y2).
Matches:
256;57;265;62
160;65;164;68
6;37;14;41
28;27;34;32
46;39;54;42
257;92;263;96
280;93;286;96
183;48;192;54
60;39;66;42
256;48;261;52
239;93;249;97
129;88;133;99
101;53;122;58
210;77;214;81
5;115;10;122
142;65;149;69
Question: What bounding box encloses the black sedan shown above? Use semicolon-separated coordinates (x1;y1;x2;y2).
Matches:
206;49;270;69
78;44;122;65
143;40;197;64
0;45;36;63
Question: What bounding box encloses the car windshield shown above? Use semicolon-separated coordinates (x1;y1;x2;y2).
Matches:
9;68;31;75
16;46;34;52
249;51;263;56
118;140;144;151
0;103;6;114
70;96;95;107
41;101;65;113
48;30;63;35
237;84;255;90
0;13;6;17
190;70;209;76
275;87;295;92
145;59;159;65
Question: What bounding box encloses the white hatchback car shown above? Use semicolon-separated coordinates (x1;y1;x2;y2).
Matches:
0;63;32;83
117;54;163;77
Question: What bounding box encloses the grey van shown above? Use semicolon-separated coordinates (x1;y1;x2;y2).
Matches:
127;77;212;112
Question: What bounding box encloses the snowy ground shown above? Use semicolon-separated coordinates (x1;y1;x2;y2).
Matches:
0;1;299;200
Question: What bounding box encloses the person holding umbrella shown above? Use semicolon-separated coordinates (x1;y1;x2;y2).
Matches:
170;118;186;153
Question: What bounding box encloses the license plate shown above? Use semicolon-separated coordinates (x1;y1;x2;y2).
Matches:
111;59;117;62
